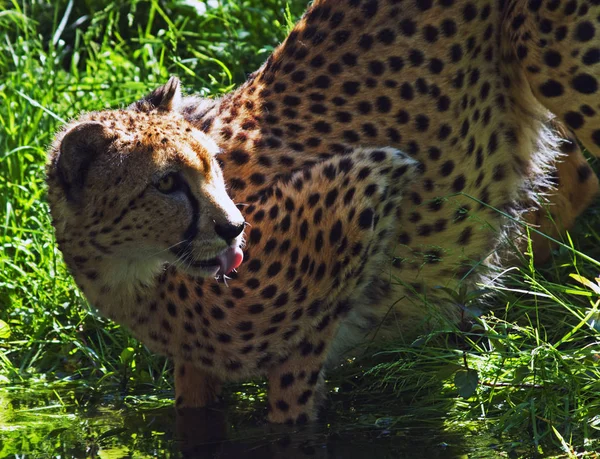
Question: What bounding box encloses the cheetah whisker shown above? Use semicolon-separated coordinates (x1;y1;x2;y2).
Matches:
148;239;189;260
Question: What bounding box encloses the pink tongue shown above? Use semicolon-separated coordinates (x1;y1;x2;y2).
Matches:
216;247;244;275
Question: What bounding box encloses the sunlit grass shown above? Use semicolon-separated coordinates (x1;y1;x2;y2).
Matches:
1;0;600;456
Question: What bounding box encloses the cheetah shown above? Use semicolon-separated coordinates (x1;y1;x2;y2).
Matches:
47;79;418;423
47;0;600;424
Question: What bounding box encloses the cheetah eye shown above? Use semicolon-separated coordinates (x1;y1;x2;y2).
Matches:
156;173;180;193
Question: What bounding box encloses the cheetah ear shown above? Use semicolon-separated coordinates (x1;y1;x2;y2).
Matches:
130;76;182;112
56;122;114;203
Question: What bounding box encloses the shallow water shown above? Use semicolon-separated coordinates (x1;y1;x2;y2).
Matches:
0;382;525;458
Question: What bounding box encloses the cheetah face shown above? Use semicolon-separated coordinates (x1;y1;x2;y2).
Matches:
46;78;245;283
147;148;245;278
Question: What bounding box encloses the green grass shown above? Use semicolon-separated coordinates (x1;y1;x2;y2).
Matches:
1;1;600;456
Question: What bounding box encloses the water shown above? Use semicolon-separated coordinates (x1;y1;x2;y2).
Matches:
0;383;526;458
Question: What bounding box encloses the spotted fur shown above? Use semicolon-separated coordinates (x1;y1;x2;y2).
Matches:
47;0;600;423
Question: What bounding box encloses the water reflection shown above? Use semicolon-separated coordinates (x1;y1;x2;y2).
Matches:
0;383;507;458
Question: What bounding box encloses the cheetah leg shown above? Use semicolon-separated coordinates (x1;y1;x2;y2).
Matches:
263;147;419;424
510;1;600;159
266;324;336;424
174;360;222;409
523;120;599;263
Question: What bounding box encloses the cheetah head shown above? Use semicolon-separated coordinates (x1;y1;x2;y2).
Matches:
46;78;244;291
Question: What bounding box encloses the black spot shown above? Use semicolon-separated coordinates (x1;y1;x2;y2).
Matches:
261;285;278;299
314;75;331;88
308;370;321;386
328;62;343;75
248;259;262;273
423;25;438;42
440;160;455;177
217;333;231;343
316;315;330;331
409;49;424;66
388;56;404;71
400;83;414;100
437;96;450;112
210;306;225;320
271;311;287;324
429;198;443;212
226;360;242;371
358;34;374;50
376;96;392;113
428;147;441;160
450;44;463;62
424;249;442;263
283;95;301;106
577;164;593;182
276;400;290;412
343;130;360;143
280;373;295;389
441;19;457;37
362;123;378;137
575;21;595;42
572;73;598;94
161;319;172;333
298;390;313;405
333;29;351;45
462;3;477;22
539;80;564;97
528;0;542;12
329;220;343;244
267;261;282;277
565;111;585;129
378;28;396;44
582;48;600;65
365;184;378;197
299;220;309;241
415;114;429;131
544;50;562;68
342;52;357;66
237;321;253;332
458;226;473;245
429;58;444;74
511;13;525;30
492;164;506;181
581;104;596;116
310;55;325;67
343;81;361;95
592;129;600;146
250;173;265;185
358;208;375;229
370;150;386;162
314;120;332;133
418;224;432;237
399;18;416;36
487;132;498;155
249;304;264;314
416;0;433;10
325;189;338;207
230;149;250;165
291;70;306;82
313;208;323;225
264;238;277;253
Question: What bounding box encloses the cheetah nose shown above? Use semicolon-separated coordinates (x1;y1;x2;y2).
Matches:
215;222;245;245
